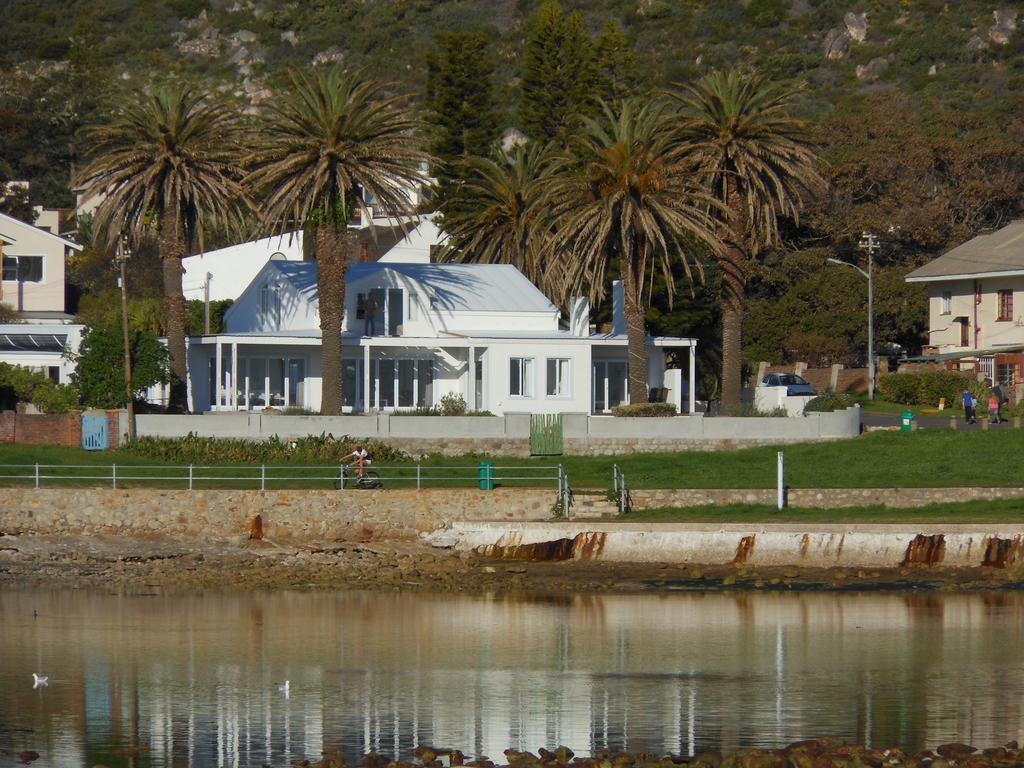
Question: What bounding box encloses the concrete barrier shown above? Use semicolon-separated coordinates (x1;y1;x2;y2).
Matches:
135;407;861;455
430;521;1024;569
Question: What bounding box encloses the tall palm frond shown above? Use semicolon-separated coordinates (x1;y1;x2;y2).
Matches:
438;142;558;295
671;69;824;408
245;66;429;415
546;98;720;403
76;83;248;412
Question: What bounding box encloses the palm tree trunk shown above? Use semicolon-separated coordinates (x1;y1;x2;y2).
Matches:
159;207;189;413
620;256;649;405
718;201;747;410
317;223;352;415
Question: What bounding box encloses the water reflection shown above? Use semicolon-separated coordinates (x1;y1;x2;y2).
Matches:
1;589;1023;768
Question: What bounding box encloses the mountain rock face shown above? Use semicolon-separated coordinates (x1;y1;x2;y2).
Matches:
844;12;868;43
989;9;1018;45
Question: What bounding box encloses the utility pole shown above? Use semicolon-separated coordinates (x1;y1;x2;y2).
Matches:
204;272;212;335
116;236;136;440
826;231;878;400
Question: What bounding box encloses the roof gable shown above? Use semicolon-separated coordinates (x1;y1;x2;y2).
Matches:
907;220;1024;282
0;211;82;251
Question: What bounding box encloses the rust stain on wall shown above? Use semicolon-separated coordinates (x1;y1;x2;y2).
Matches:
475;538;576;561
799;533;810;559
733;535;756;564
902;534;946;566
571;531;607;560
982;535;1024;568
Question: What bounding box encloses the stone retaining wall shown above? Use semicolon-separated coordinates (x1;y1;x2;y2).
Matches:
631;486;1024;509
0;488;555;540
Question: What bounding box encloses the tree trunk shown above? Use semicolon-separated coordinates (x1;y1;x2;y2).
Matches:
316;223;353;415
718;200;748;411
620;257;649;405
159;207;189;413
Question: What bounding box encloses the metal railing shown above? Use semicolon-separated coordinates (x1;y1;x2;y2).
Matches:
611;463;631;514
0;462;567;493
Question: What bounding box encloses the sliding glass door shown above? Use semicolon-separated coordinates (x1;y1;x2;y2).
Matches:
342;357;435;412
592;360;628;413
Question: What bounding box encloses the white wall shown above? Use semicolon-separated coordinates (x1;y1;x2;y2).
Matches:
183;233;304;303
483;340;593;415
377;218;440;264
927;277;1024;352
0;215;77;313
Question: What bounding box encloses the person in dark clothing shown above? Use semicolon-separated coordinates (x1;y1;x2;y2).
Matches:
363;295;379;336
992;382;1006;423
962;387;976;424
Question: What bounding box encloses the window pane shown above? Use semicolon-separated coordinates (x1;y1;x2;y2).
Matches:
546;359;557;396
474;359;483;410
398;359;415;407
269;358;285;406
2;257;17;281
593;362;607;412
523;358;534;397
377;359;395;408
288;359;305;407
387;289;403;336
608;361;627;408
417;359;434;407
510;358;521;396
248;358;266;407
342;359;359;408
18;256;42;282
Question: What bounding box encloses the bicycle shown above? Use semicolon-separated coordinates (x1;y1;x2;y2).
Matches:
334;467;383;490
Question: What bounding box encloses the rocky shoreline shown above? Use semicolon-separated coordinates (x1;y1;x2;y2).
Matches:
2;532;1024;593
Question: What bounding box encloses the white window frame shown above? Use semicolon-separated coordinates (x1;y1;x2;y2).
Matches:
545;357;571;398
1;254;45;284
509;356;535;398
260;282;282;328
941;290;952;315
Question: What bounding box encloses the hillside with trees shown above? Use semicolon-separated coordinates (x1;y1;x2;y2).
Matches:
2;0;1023;401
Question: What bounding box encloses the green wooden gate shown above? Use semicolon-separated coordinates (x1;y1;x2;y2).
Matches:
530;414;564;456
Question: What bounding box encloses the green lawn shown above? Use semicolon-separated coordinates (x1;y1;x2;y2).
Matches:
0;428;1022;490
625;498;1024;523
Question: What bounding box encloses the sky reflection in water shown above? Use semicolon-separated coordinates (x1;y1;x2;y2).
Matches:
1;588;1023;768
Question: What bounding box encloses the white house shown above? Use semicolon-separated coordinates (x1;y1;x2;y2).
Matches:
185;260;697;416
0;323;85;385
906;219;1024;385
0;211;83;320
181;216;442;304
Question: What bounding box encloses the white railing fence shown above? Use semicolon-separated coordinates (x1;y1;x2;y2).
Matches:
0;463;566;494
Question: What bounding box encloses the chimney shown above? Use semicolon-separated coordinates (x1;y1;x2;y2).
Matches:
611;280;626;335
570;297;589;337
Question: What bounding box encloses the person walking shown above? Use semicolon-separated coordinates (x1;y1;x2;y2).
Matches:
992;381;1007;424
988;391;1001;425
962;387;976;424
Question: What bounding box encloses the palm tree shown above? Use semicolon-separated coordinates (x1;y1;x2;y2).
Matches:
438;142;559;296
672;69;823;409
247;66;427;415
547;98;718;405
77;84;247;412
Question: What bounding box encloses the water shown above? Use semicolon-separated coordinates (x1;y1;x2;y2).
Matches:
1;588;1023;768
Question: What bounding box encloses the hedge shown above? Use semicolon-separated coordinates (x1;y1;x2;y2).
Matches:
611;402;678;417
877;370;986;407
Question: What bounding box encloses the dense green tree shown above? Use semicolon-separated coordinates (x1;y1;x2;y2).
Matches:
425;31;502;210
518;0;596;143
247;66;428;415
76;84;248;412
673;70;823;408
548;99;718;404
70;325;170;409
593;21;640;105
438;143;558;295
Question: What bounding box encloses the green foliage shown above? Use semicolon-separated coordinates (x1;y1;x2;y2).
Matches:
725;403;790;417
69;326;170;408
611;402;677;417
186;299;234;335
0;303;18;323
0;362;79;414
804;392;856;412
746;0;786;28
877;370;980;407
123;433;409;464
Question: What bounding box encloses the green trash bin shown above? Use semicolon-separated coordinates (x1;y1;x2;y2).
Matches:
900;410;915;432
477;461;495;490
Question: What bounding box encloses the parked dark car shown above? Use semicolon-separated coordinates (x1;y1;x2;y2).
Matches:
760;373;816;396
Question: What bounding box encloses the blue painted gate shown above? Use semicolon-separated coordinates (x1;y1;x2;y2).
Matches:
81;414;108;451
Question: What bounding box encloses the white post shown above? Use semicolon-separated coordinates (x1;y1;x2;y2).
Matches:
231;342;238;408
363;343;371;413
215;337;223;411
468;345;476;410
776;452;785;510
688;344;697;416
416;463;421;490
34;463;39;489
112;464;117;490
188;464;193;491
260;464;265;492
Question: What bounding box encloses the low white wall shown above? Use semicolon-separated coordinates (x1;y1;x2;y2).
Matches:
136;407;860;448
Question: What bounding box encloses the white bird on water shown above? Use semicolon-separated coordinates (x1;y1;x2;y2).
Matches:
278;680;290;698
32;673;48;688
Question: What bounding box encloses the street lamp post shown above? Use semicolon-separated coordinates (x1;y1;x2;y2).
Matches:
116;236;136;440
827;231;879;400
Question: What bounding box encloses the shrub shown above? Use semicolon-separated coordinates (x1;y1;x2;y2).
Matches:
122;433;410;464
69;326;170;408
611;402;677;417
804;392;856;412
0;362;79;414
725;403;789;417
877;371;979;407
439;392;467;416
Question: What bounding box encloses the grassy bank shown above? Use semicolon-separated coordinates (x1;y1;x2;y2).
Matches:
0;428;1022;489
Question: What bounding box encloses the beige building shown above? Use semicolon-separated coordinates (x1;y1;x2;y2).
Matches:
906;219;1024;384
0;211;82;318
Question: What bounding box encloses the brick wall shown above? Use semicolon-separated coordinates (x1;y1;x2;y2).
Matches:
0;410;121;448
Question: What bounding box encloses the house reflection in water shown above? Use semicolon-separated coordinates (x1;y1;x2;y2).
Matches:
1;590;1023;768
